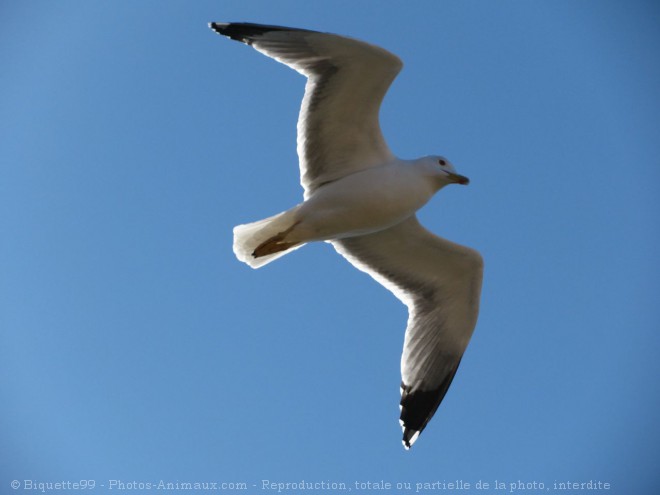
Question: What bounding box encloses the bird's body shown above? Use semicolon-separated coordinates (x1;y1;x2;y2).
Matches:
210;22;483;449
281;159;442;243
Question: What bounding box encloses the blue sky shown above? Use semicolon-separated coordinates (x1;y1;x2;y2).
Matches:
2;1;659;493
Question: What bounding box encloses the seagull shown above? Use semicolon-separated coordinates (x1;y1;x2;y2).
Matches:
210;22;483;449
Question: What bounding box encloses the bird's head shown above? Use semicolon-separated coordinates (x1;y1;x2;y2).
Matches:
419;155;470;188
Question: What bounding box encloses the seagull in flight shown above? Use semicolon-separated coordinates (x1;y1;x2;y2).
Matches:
209;22;483;449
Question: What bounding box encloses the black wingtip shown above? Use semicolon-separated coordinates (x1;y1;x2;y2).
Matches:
209;22;247;42
399;360;462;449
208;22;314;44
402;428;419;450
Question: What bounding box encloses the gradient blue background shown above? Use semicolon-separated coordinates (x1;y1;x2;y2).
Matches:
2;1;659;493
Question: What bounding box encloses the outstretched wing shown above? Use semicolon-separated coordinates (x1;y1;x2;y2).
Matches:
209;22;403;196
332;216;483;449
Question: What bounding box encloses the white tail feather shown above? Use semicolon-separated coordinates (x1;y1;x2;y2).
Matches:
232;208;305;269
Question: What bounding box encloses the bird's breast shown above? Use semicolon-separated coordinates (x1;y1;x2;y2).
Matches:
295;164;435;242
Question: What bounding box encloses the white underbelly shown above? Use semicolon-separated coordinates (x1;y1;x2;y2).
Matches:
293;165;434;242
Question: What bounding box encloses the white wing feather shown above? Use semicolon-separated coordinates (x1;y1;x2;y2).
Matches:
209;23;402;195
332;216;483;448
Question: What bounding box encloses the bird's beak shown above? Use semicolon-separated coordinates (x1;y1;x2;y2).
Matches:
447;172;470;185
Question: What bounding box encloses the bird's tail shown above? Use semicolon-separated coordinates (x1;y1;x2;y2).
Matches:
233;207;306;269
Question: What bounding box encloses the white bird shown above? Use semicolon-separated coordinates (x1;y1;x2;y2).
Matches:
210;22;483;449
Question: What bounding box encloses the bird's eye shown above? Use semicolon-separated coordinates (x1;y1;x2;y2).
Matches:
438;159;447;166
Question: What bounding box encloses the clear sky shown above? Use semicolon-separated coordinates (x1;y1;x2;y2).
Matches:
2;1;659;493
